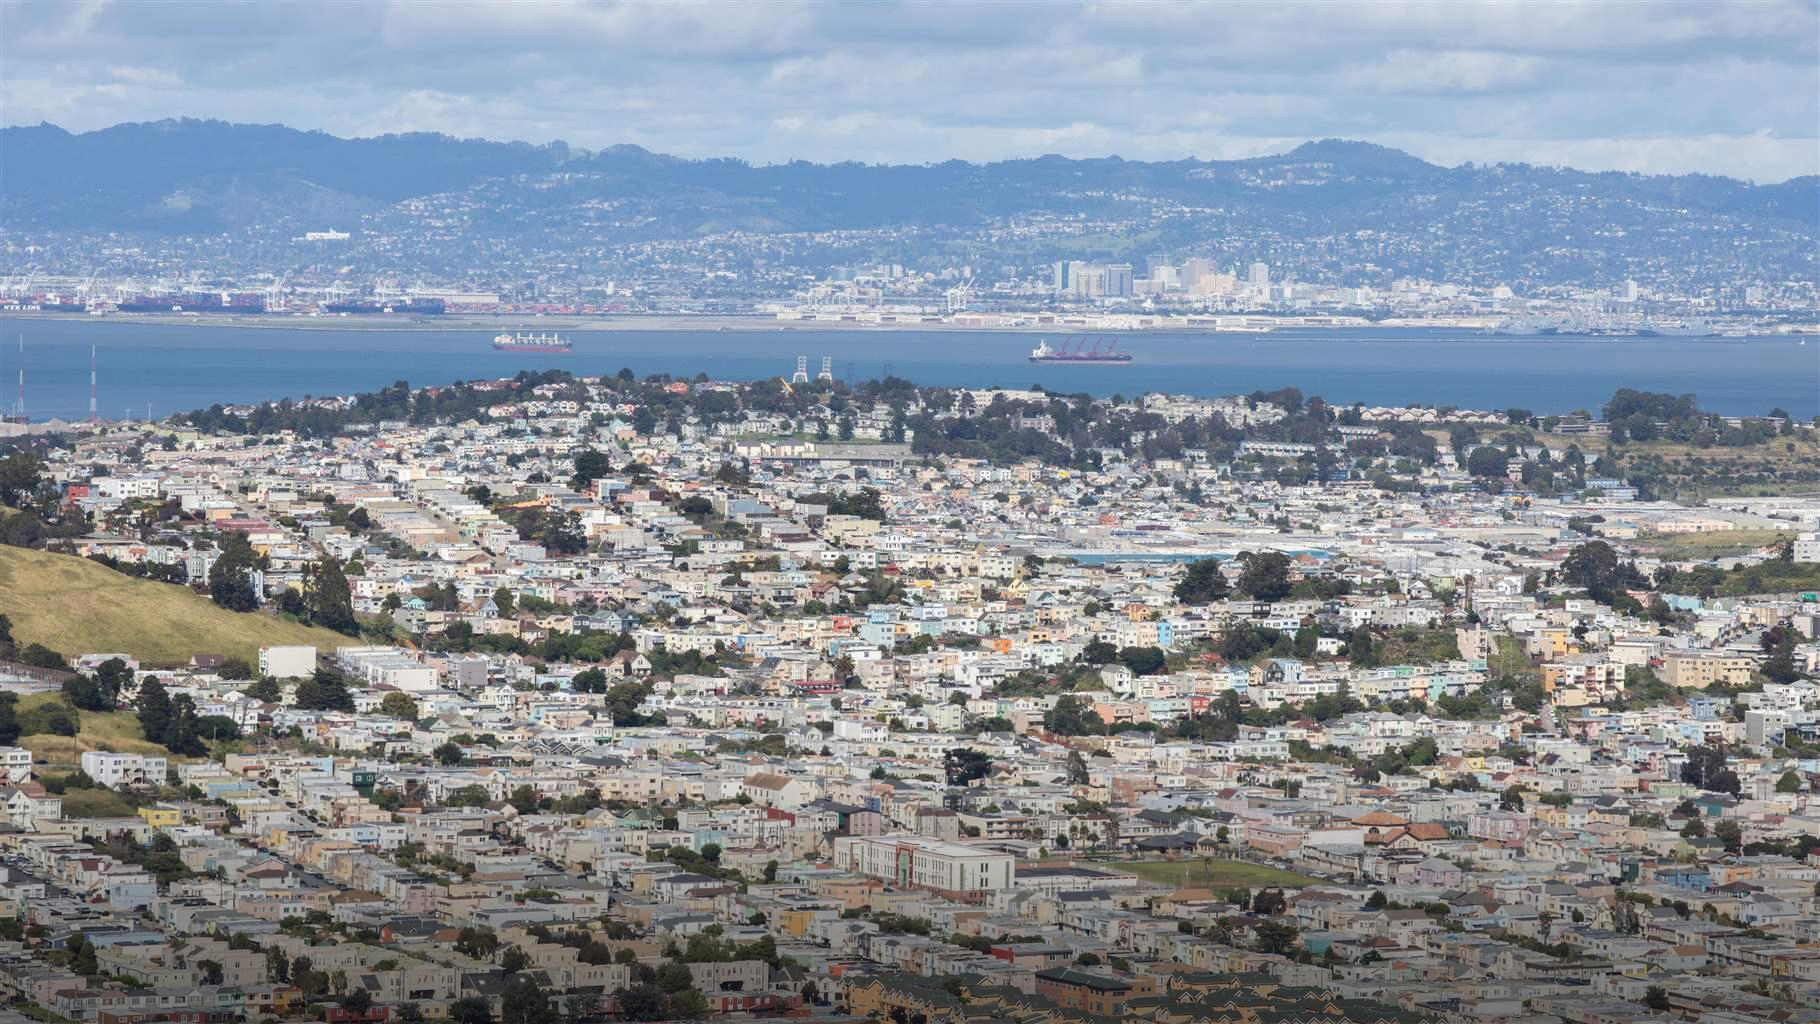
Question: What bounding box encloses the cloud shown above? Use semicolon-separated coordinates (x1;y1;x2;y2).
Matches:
1;0;1815;181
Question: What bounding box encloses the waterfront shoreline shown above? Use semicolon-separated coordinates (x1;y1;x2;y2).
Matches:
1;310;1808;341
0;311;1390;333
1;318;1812;423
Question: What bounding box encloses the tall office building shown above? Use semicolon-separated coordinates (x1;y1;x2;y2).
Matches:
1053;261;1071;292
1248;262;1270;291
1106;263;1134;298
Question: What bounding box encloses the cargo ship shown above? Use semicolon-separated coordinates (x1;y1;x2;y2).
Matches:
323;298;446;315
494;331;572;354
1635;318;1716;338
116;292;266;314
1029;339;1132;364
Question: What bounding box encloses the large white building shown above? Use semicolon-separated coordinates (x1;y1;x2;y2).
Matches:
81;752;169;789
258;645;317;680
0;746;31;784
831;835;1015;902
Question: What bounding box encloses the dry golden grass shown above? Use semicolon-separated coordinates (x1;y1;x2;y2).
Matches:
15;692;170;766
0;545;344;665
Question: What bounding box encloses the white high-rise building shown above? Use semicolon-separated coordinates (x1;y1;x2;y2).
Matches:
1248;262;1270;291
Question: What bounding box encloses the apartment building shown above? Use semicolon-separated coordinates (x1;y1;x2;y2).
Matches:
81;752;170;789
831;835;1015;902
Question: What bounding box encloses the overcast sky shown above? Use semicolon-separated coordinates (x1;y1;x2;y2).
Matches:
3;0;1816;182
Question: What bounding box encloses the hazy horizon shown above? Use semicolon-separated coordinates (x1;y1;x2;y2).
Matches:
2;0;1815;183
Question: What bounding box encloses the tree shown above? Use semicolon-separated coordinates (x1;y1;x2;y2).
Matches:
244;677;282;703
1237;551;1293;602
208;531;260;611
1065;749;1090;785
500;974;559;1024
1174;558;1230;605
446;784;490;807
616;983;668;1022
944;747;993;786
1643;986;1671;1012
1680;745;1740;795
1252;919;1299;956
1110;643;1165;677
1762;628;1805;684
311;557;358;634
1252;888;1288;916
1465;445;1509;479
1044;695;1105;736
293;670;356;712
1776;770;1806;794
455;926;499;960
136;676;173;747
1366;890;1388;910
380;692;419;720
653;961;694;994
1561;540;1633;602
448;996;493;1024
540;509;587;555
341;989;373;1015
1080;638;1118;665
0;451;44;507
507;785;538;815
1713;818;1742;853
571;447;612;489
70;934;99;974
0;693;18;745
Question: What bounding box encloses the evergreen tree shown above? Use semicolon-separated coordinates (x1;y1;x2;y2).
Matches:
294;670;356;712
570;446;612;490
1173;558;1230;605
71;935;98;975
94;657;133;708
165;694;207;756
312;557;358;634
243;677;283;703
136;676;173;747
208;531;260;611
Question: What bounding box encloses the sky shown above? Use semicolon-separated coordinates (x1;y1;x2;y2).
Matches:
3;0;1817;182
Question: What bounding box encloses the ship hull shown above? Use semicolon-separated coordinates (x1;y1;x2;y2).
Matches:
1030;356;1131;365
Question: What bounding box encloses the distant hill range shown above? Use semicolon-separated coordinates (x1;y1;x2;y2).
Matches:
3;118;1815;288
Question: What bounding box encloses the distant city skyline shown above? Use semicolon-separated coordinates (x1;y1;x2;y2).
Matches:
1;0;1815;182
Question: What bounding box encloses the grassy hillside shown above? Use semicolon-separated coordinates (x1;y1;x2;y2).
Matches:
0;545;345;664
15;693;169;766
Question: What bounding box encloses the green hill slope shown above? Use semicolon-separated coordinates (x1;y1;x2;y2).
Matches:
0;545;346;665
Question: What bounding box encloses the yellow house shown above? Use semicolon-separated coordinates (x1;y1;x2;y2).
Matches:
774;907;821;940
1529;628;1574;660
137;805;182;828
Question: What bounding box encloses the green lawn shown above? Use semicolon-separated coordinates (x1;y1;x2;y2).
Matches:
1110;858;1321;889
0;544;345;665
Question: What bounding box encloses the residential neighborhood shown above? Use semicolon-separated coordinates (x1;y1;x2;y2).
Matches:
0;369;1816;1024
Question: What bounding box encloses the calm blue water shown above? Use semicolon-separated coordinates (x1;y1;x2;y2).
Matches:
1;319;1814;421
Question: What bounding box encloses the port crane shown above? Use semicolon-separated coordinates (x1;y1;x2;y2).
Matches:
944;275;975;314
